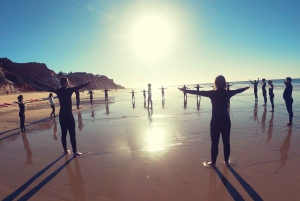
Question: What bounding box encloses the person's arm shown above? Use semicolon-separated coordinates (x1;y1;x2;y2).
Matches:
229;87;249;97
249;80;254;84
179;89;213;97
71;81;93;92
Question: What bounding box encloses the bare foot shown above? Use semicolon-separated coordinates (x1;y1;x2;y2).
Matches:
270;110;274;112
64;150;71;155
286;122;292;126
73;152;82;157
203;161;215;168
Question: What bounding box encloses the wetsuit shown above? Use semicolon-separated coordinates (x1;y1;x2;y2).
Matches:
250;80;259;99
283;83;293;123
18;102;25;132
269;84;274;110
104;89;109;102
75;91;80;109
184;87;248;164
88;91;93;105
47;82;90;153
262;83;267;104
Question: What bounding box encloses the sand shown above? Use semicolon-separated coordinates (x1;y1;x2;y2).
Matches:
0;86;299;200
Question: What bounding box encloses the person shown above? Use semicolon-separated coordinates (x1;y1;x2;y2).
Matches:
194;84;202;98
249;78;259;100
103;88;111;103
87;90;94;105
46;77;93;157
268;80;274;112
75;91;80;109
49;93;56;117
141;89;147;102
178;85;189;100
159;86;167;98
261;78;267;106
148;83;153;108
17;95;26;132
130;90;136;101
179;75;249;167
283;77;293;126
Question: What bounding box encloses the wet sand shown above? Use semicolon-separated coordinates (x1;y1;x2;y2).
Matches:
0;87;300;200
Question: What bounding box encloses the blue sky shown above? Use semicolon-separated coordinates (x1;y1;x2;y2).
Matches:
1;0;299;87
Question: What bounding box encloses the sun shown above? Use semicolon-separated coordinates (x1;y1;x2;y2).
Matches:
131;15;174;60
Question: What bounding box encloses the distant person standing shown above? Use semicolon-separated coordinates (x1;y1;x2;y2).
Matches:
87;90;94;105
141;89;147;102
249;78;259;100
46;77;93;157
283;77;293;126
148;83;153;108
261;78;267;106
130;90;137;101
268;80;274;112
178;85;189;100
75;91;80;109
104;88;111;103
17;95;26;132
49;93;56;117
159;86;167;98
194;84;202;98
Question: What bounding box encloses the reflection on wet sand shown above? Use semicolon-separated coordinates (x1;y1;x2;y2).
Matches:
162;98;165;109
148;108;153;125
261;106;267;132
22;132;33;166
266;112;274;143
91;108;95;118
252;102;259;124
65;156;86;201
276;127;292;174
105;103;109;115
132;99;135;109
197;97;200;111
143;101;146;108
77;112;84;131
52;118;58;141
184;98;187;110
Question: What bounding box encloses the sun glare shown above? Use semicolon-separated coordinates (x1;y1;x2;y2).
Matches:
131;15;174;60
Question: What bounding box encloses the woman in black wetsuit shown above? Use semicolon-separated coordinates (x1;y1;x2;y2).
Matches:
268;80;274;112
17;95;26;132
180;75;249;167
249;78;259;100
261;78;267;105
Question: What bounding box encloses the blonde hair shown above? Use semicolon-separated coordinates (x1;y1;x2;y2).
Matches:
214;75;226;90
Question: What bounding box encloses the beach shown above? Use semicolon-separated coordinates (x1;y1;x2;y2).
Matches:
0;86;300;200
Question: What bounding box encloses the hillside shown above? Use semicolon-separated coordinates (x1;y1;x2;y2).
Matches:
0;58;125;94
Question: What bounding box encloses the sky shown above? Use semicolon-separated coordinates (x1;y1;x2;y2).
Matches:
0;0;299;88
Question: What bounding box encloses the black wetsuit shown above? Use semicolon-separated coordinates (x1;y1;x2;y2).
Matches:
283;83;293;123
18;102;25;132
104;89;109;102
185;87;248;164
262;83;267;104
269;84;274;110
88;91;93;105
75;91;80;109
47;82;90;153
250;80;259;99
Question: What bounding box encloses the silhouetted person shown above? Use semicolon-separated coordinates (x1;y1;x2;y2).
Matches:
46;77;93;157
49;93;56;117
75;90;80;109
268;80;274;112
141;89;147;102
283;77;293;126
147;83;153;109
130;90;137;101
159;86;167;98
249;78;259;100
17;95;26;132
261;78;267;105
179;85;189;100
180;75;249;167
104;88;111;103
194;84;202;98
87;90;94;105
22;132;33;166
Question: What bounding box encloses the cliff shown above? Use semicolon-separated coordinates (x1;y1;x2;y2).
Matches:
0;58;125;94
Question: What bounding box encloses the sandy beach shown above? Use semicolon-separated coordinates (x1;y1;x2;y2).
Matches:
0;86;300;200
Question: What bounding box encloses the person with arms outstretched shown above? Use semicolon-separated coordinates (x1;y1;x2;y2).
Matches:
194;84;202;98
283;77;293;126
130;90;137;101
87;90;94;105
261;78;267;106
179;75;249;167
159;86;167;98
178;85;189;100
46;77;93;157
268;80;274;112
249;78;259;100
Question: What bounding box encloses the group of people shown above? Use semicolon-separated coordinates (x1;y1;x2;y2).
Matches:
15;75;294;166
249;77;293;126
